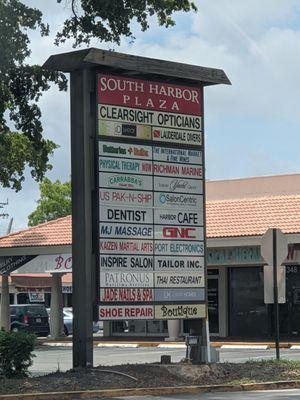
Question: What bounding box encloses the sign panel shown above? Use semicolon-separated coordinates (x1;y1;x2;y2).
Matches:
154;304;206;320
99;172;152;191
97;72;206;320
100;239;153;255
154;256;204;271
99;305;154;320
100;255;154;270
100;223;153;239
99;141;152;160
100;206;153;224
98;105;202;131
100;271;153;288
153;146;202;165
99;157;152;175
100;189;153;207
99;120;152;140
155;288;205;302
154;176;203;194
100;288;153;302
98;73;202;115
154;272;204;288
154;226;203;241
154;210;203;226
152;127;202;146
154;241;204;256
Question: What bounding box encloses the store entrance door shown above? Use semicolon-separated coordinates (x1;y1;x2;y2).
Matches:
208;270;219;335
278;265;300;336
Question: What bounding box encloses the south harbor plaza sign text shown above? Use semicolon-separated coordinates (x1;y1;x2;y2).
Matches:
43;48;230;367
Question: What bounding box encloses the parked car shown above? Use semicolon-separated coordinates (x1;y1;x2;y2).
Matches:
10;304;50;337
47;307;103;336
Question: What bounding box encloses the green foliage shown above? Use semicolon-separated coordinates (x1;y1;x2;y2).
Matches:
55;0;197;47
0;0;196;190
0;0;67;191
0;330;36;378
28;177;71;226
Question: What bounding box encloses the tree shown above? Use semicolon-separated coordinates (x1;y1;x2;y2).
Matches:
28;178;71;226
0;0;197;191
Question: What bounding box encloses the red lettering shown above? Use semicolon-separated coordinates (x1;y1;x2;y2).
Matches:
162;227;196;239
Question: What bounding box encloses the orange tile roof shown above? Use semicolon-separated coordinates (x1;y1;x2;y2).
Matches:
0;216;71;248
0;194;300;248
206;194;300;238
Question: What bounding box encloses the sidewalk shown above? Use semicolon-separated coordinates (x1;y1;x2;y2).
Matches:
37;336;300;349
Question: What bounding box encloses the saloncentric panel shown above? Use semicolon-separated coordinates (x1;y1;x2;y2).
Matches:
97;72;206;321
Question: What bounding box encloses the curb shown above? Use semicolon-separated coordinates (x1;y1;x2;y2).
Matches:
1;380;300;400
221;345;269;350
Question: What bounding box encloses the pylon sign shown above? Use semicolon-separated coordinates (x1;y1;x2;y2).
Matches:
97;73;206;320
261;228;288;304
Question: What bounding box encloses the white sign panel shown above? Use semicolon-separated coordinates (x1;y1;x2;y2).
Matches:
155;272;204;288
12;254;72;274
154;240;204;256
100;271;153;288
100;223;153;239
154;304;206;320
99;141;152;160
154;176;202;194
154;192;203;209
152;128;202;146
154;226;203;241
99;305;154;320
99;157;152;175
100;172;152;191
153;162;202;178
100;206;153;224
100;239;153;255
154;209;203;226
154;256;204;271
100;287;153;302
100;189;153;207
98;105;202;131
100;255;154;270
153;146;202;164
264;265;286;304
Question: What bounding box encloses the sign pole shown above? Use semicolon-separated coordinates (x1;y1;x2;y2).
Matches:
272;228;280;360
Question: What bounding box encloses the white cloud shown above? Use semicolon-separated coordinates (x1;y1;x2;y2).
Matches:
2;0;300;230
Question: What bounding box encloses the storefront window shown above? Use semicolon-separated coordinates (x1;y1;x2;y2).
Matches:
229;267;268;337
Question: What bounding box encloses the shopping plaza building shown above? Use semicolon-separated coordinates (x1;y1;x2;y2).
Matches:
1;173;300;339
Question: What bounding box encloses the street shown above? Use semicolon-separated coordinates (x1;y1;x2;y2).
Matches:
30;346;300;375
96;390;300;399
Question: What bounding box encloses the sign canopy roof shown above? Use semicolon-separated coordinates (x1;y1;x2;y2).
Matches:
43;48;231;86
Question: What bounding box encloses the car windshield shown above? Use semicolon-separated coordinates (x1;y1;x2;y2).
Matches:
25;306;48;316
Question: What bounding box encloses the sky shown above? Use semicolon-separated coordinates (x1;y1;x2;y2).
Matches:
1;0;300;234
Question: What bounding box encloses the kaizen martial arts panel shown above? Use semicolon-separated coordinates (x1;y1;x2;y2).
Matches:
97;72;206;320
100;239;153;255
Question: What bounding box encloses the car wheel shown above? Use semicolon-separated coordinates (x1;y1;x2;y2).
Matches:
64;325;69;336
11;326;19;333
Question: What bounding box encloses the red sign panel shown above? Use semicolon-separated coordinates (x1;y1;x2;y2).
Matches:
98;74;202;116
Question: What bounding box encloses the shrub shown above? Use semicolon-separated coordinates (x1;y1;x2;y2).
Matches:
0;330;36;378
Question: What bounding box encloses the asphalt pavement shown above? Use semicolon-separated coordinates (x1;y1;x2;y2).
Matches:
95;390;300;399
30;346;300;375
